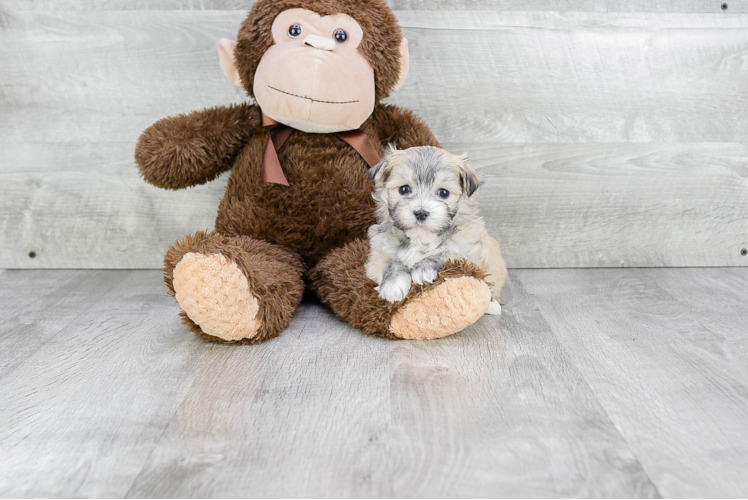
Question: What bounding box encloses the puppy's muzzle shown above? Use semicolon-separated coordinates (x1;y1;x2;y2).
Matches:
414;209;429;222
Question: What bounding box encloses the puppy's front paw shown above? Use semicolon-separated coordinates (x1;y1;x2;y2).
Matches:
377;271;413;303
411;260;443;285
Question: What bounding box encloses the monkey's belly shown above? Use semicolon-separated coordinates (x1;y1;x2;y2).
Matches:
215;136;377;267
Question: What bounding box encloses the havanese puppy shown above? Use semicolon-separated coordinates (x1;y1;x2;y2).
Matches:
366;146;507;314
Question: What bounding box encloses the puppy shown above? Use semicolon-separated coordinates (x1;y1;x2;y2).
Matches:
366;146;507;314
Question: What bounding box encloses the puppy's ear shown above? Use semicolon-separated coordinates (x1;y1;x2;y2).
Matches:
456;153;483;197
369;144;399;187
368;159;385;184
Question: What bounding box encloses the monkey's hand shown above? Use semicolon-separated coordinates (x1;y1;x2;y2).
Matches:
410;259;443;285
135;104;258;190
375;261;412;303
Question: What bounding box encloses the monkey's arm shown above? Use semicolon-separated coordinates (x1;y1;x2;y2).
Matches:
135;103;259;190
370;104;441;149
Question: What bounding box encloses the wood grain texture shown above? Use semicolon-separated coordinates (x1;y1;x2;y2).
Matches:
391;0;747;12
2;0;745;12
0;143;226;269
0;270;209;498
124;301;395;498
4;10;748;144
467;142;748;268
2;142;745;268
392;11;748;144
385;275;659;497
3;268;748;497
0;270;102;377
0;269;668;498
2;8;748;268
517;267;748;498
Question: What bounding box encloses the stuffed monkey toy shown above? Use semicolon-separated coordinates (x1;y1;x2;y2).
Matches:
135;0;497;343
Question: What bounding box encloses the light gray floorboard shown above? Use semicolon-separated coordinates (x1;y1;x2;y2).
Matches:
0;270;166;378
385;277;658;498
1;268;747;497
0;271;209;498
650;268;748;381
125;303;394;498
2;9;748;268
517;268;748;498
126;274;659;498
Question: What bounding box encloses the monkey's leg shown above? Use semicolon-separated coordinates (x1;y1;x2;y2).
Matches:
310;239;492;340
164;231;304;344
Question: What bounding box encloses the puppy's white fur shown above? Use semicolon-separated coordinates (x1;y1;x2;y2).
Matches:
366;146;507;311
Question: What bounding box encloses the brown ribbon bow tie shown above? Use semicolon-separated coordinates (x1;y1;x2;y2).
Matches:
261;112;381;186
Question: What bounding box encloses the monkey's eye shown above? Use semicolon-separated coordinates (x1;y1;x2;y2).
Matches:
288;24;303;38
334;29;349;43
399;185;411;195
437;188;450;199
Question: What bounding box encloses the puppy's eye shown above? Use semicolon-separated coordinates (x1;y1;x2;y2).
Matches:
334;29;348;43
288;24;303;38
437;188;450;198
399;185;411;195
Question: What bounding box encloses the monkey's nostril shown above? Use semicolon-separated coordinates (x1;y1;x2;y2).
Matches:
414;209;429;222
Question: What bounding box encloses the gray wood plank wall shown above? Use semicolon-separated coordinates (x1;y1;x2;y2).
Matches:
1;3;746;268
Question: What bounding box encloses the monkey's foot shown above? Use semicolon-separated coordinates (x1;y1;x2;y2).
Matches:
172;252;261;342
389;276;491;340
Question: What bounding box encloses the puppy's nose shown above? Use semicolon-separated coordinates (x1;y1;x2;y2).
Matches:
304;34;336;51
413;209;429;222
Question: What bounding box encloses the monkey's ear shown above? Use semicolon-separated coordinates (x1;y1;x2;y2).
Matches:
392;38;410;92
456;154;483;197
218;38;243;88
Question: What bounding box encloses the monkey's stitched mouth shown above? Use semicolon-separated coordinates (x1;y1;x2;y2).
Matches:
268;85;359;105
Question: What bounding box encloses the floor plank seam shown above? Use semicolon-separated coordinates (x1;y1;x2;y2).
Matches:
513;272;666;498
120;339;212;499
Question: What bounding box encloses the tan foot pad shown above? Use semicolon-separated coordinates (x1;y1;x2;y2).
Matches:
390;277;491;340
172;252;260;342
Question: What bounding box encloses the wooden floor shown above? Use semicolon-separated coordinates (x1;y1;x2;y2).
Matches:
1;268;747;498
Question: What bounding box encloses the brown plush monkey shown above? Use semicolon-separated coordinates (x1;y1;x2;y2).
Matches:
135;0;495;344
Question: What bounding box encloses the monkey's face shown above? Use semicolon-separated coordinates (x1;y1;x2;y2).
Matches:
253;8;376;134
